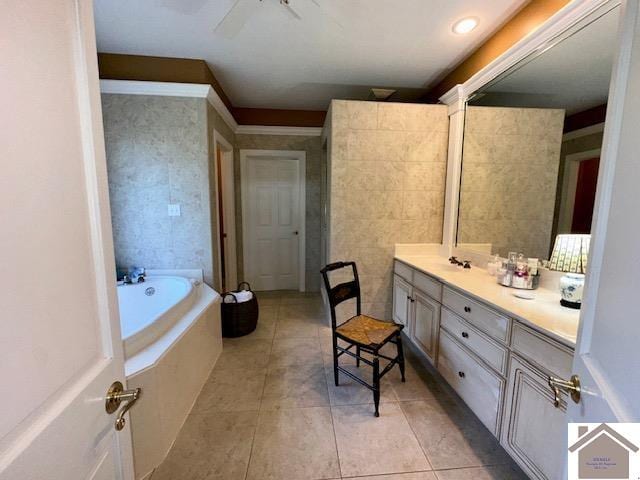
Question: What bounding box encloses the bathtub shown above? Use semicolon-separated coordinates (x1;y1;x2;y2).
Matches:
117;273;222;480
118;276;198;358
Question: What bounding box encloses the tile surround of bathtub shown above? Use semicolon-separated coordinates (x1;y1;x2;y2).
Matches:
458;106;565;260
234;134;323;291
327;100;449;319
102;94;218;286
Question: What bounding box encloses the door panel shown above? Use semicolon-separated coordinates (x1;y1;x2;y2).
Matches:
1;1;133;477
411;290;440;364
244;154;303;291
392;275;412;327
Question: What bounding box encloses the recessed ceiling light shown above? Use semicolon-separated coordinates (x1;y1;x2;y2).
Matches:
452;17;479;35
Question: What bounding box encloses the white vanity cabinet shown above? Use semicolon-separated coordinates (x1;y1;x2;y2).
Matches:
392;262;441;366
392;259;576;480
501;323;574;480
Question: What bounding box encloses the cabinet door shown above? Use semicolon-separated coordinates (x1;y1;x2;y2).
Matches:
411;289;440;364
392;274;412;327
501;355;567;480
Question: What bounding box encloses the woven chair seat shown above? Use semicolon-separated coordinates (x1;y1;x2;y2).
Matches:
336;314;401;347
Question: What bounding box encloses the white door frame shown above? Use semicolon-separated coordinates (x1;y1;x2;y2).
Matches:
557;148;602;233
240;149;306;291
212;130;237;290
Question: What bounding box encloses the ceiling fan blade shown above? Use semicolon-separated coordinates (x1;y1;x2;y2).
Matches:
214;0;256;38
304;0;344;29
282;2;302;20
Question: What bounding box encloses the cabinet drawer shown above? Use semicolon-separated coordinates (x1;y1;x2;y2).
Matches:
413;270;442;302
438;330;504;436
441;308;508;375
511;322;574;379
442;287;510;343
394;261;413;283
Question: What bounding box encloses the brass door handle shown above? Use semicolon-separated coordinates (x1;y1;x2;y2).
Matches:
105;381;141;431
548;374;580;408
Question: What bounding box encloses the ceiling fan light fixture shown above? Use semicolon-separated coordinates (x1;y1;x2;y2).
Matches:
452;17;479;35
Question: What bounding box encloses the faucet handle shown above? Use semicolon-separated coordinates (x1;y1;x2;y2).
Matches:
463;261;471;269
449;256;458;264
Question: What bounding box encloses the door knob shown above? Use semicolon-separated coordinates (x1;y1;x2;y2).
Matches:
293;231;299;235
105;381;141;431
548;374;581;407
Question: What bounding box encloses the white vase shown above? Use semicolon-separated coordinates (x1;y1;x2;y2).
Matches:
559;273;585;309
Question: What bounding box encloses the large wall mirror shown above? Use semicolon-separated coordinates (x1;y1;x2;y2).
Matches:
456;4;620;260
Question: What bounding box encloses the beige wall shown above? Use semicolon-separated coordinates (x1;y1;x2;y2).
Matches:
458;106;565;260
234;134;323;291
327;100;449;319
103;94;218;285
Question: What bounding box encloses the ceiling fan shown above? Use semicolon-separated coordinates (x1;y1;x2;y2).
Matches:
214;0;340;38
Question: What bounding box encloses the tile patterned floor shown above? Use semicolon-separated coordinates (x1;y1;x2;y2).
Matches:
150;291;527;480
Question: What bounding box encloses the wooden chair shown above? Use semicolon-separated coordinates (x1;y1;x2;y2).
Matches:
320;261;405;417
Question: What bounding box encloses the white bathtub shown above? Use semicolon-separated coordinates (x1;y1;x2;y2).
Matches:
117;276;197;357
117;273;222;480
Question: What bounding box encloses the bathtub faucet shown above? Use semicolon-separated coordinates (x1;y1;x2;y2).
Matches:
128;267;146;284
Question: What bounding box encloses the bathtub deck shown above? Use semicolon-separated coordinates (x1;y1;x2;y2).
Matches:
148;291;526;480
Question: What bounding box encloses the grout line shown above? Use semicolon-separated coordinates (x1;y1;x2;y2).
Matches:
242;296;280;480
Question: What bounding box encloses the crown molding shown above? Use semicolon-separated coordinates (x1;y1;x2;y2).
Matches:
99;80;324;136
100;79;240;132
235;125;322;136
563;122;606;141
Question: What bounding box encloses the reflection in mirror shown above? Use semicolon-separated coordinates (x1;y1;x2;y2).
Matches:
456;5;620;260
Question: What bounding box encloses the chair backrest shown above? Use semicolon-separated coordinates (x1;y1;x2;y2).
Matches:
320;261;361;328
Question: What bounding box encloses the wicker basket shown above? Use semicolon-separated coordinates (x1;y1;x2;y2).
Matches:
221;282;259;337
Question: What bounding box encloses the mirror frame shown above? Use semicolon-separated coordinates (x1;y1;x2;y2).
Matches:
438;0;621;265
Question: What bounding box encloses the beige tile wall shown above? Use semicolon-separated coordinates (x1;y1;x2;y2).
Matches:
327;100;449;319
458;106;565;260
234;134;323;291
102;94;218;286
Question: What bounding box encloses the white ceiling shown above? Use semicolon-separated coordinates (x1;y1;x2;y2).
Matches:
94;0;528;110
472;6;620;115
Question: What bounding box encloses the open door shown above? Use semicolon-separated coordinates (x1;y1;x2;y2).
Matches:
566;0;639;426
1;1;135;478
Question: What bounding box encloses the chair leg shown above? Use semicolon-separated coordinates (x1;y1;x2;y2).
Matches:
333;334;339;386
396;333;406;382
356;345;360;367
373;354;380;417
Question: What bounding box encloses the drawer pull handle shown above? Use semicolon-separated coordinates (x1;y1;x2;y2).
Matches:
464;306;471;313
458;371;465;378
461;331;469;338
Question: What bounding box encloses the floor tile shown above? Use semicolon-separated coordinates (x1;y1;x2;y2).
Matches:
269;336;323;368
388;359;450;403
215;338;272;370
279;302;326;321
246;406;340;480
151;411;258;480
400;399;511;470
261;362;329;410
344;473;437;480
274;317;320;338
191;367;266;413
332;402;431;477
326;364;397;406
434;464;528;480
279;291;323;305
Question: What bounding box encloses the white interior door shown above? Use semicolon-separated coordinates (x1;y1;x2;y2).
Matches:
566;0;639;425
242;151;305;291
0;1;134;478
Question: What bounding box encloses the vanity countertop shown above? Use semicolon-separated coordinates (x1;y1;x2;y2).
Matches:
395;254;580;347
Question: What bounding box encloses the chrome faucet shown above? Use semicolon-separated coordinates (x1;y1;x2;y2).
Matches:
449;256;464;266
130;267;146;283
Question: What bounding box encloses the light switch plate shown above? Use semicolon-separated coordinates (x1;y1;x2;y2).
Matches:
167;204;181;217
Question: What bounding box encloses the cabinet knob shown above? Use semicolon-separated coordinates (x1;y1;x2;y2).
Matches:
458;371;465;378
464;306;471;313
461;331;469;338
